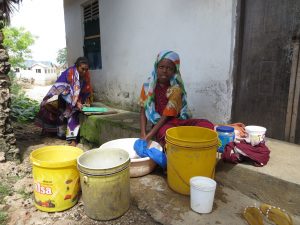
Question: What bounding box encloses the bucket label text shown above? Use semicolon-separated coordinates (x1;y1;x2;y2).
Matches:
34;182;53;195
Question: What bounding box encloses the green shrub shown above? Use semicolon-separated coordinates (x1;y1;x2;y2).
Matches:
10;92;40;122
9;72;40;122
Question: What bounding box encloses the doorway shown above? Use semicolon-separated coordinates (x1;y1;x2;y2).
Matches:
232;0;300;144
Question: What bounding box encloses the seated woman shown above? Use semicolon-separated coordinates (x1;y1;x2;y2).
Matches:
139;50;245;147
35;57;93;146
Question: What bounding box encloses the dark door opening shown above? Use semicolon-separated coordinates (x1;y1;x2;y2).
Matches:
232;0;300;144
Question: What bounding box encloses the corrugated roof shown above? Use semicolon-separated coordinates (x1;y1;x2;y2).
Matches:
24;60;56;68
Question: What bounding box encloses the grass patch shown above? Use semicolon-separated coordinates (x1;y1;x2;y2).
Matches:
0;211;8;225
18;189;32;200
0;184;10;204
0;184;9;225
6;176;21;184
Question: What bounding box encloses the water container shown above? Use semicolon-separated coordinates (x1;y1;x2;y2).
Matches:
165;126;218;195
77;148;130;221
190;176;217;213
216;126;235;153
30;146;83;212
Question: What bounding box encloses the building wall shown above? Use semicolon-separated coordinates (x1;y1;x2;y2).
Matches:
16;64;58;85
64;0;238;123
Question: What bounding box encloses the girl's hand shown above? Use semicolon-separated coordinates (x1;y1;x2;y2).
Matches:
140;134;146;140
140;129;147;140
141;132;152;143
76;102;83;110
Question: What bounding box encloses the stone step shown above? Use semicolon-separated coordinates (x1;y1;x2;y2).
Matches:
80;107;300;216
80;110;141;147
216;138;300;216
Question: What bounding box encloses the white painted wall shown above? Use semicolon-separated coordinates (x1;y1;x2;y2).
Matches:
16;64;58;85
64;0;237;123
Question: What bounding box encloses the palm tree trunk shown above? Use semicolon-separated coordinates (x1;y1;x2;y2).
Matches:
0;25;20;161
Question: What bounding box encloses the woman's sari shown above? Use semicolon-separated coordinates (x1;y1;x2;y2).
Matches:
35;65;92;141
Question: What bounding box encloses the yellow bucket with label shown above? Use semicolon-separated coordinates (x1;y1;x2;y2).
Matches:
165;126;218;195
30;146;83;212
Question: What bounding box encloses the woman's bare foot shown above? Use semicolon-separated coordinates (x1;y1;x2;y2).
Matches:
68;140;77;147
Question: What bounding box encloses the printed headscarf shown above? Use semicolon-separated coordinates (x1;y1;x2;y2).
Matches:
141;50;191;124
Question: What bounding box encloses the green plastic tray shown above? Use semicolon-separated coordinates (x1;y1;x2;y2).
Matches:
82;107;109;112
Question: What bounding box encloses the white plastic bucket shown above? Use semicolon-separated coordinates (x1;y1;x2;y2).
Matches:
245;125;267;146
190;176;217;214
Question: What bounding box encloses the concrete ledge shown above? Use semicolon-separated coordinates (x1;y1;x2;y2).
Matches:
80;111;141;147
80;107;300;215
216;138;300;215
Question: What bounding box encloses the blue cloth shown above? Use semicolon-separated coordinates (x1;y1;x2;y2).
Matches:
133;138;148;158
134;139;167;169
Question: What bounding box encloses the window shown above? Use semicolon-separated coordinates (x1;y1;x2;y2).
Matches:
45;69;47;74
15;68;20;72
36;69;41;73
83;0;101;69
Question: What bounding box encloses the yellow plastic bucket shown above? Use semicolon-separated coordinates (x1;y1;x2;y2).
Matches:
30;145;83;212
165;126;218;195
77;148;130;221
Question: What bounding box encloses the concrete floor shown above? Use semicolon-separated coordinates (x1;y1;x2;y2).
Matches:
130;171;300;225
216;138;300;216
79;103;300;224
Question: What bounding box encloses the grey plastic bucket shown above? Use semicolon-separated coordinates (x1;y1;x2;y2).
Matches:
77;148;130;220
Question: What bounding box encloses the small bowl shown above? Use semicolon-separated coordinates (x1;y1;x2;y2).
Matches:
99;138;163;177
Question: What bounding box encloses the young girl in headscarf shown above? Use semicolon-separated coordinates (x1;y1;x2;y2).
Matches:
35;57;93;146
139;50;245;147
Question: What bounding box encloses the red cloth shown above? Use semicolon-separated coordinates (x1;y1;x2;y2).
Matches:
222;140;270;167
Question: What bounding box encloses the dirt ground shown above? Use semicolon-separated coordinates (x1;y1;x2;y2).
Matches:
0;122;160;225
0;85;160;225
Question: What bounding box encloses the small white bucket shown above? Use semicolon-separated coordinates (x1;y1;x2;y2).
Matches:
245;125;267;146
190;176;217;214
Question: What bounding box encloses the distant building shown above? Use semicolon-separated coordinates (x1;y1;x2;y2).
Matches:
15;60;59;85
